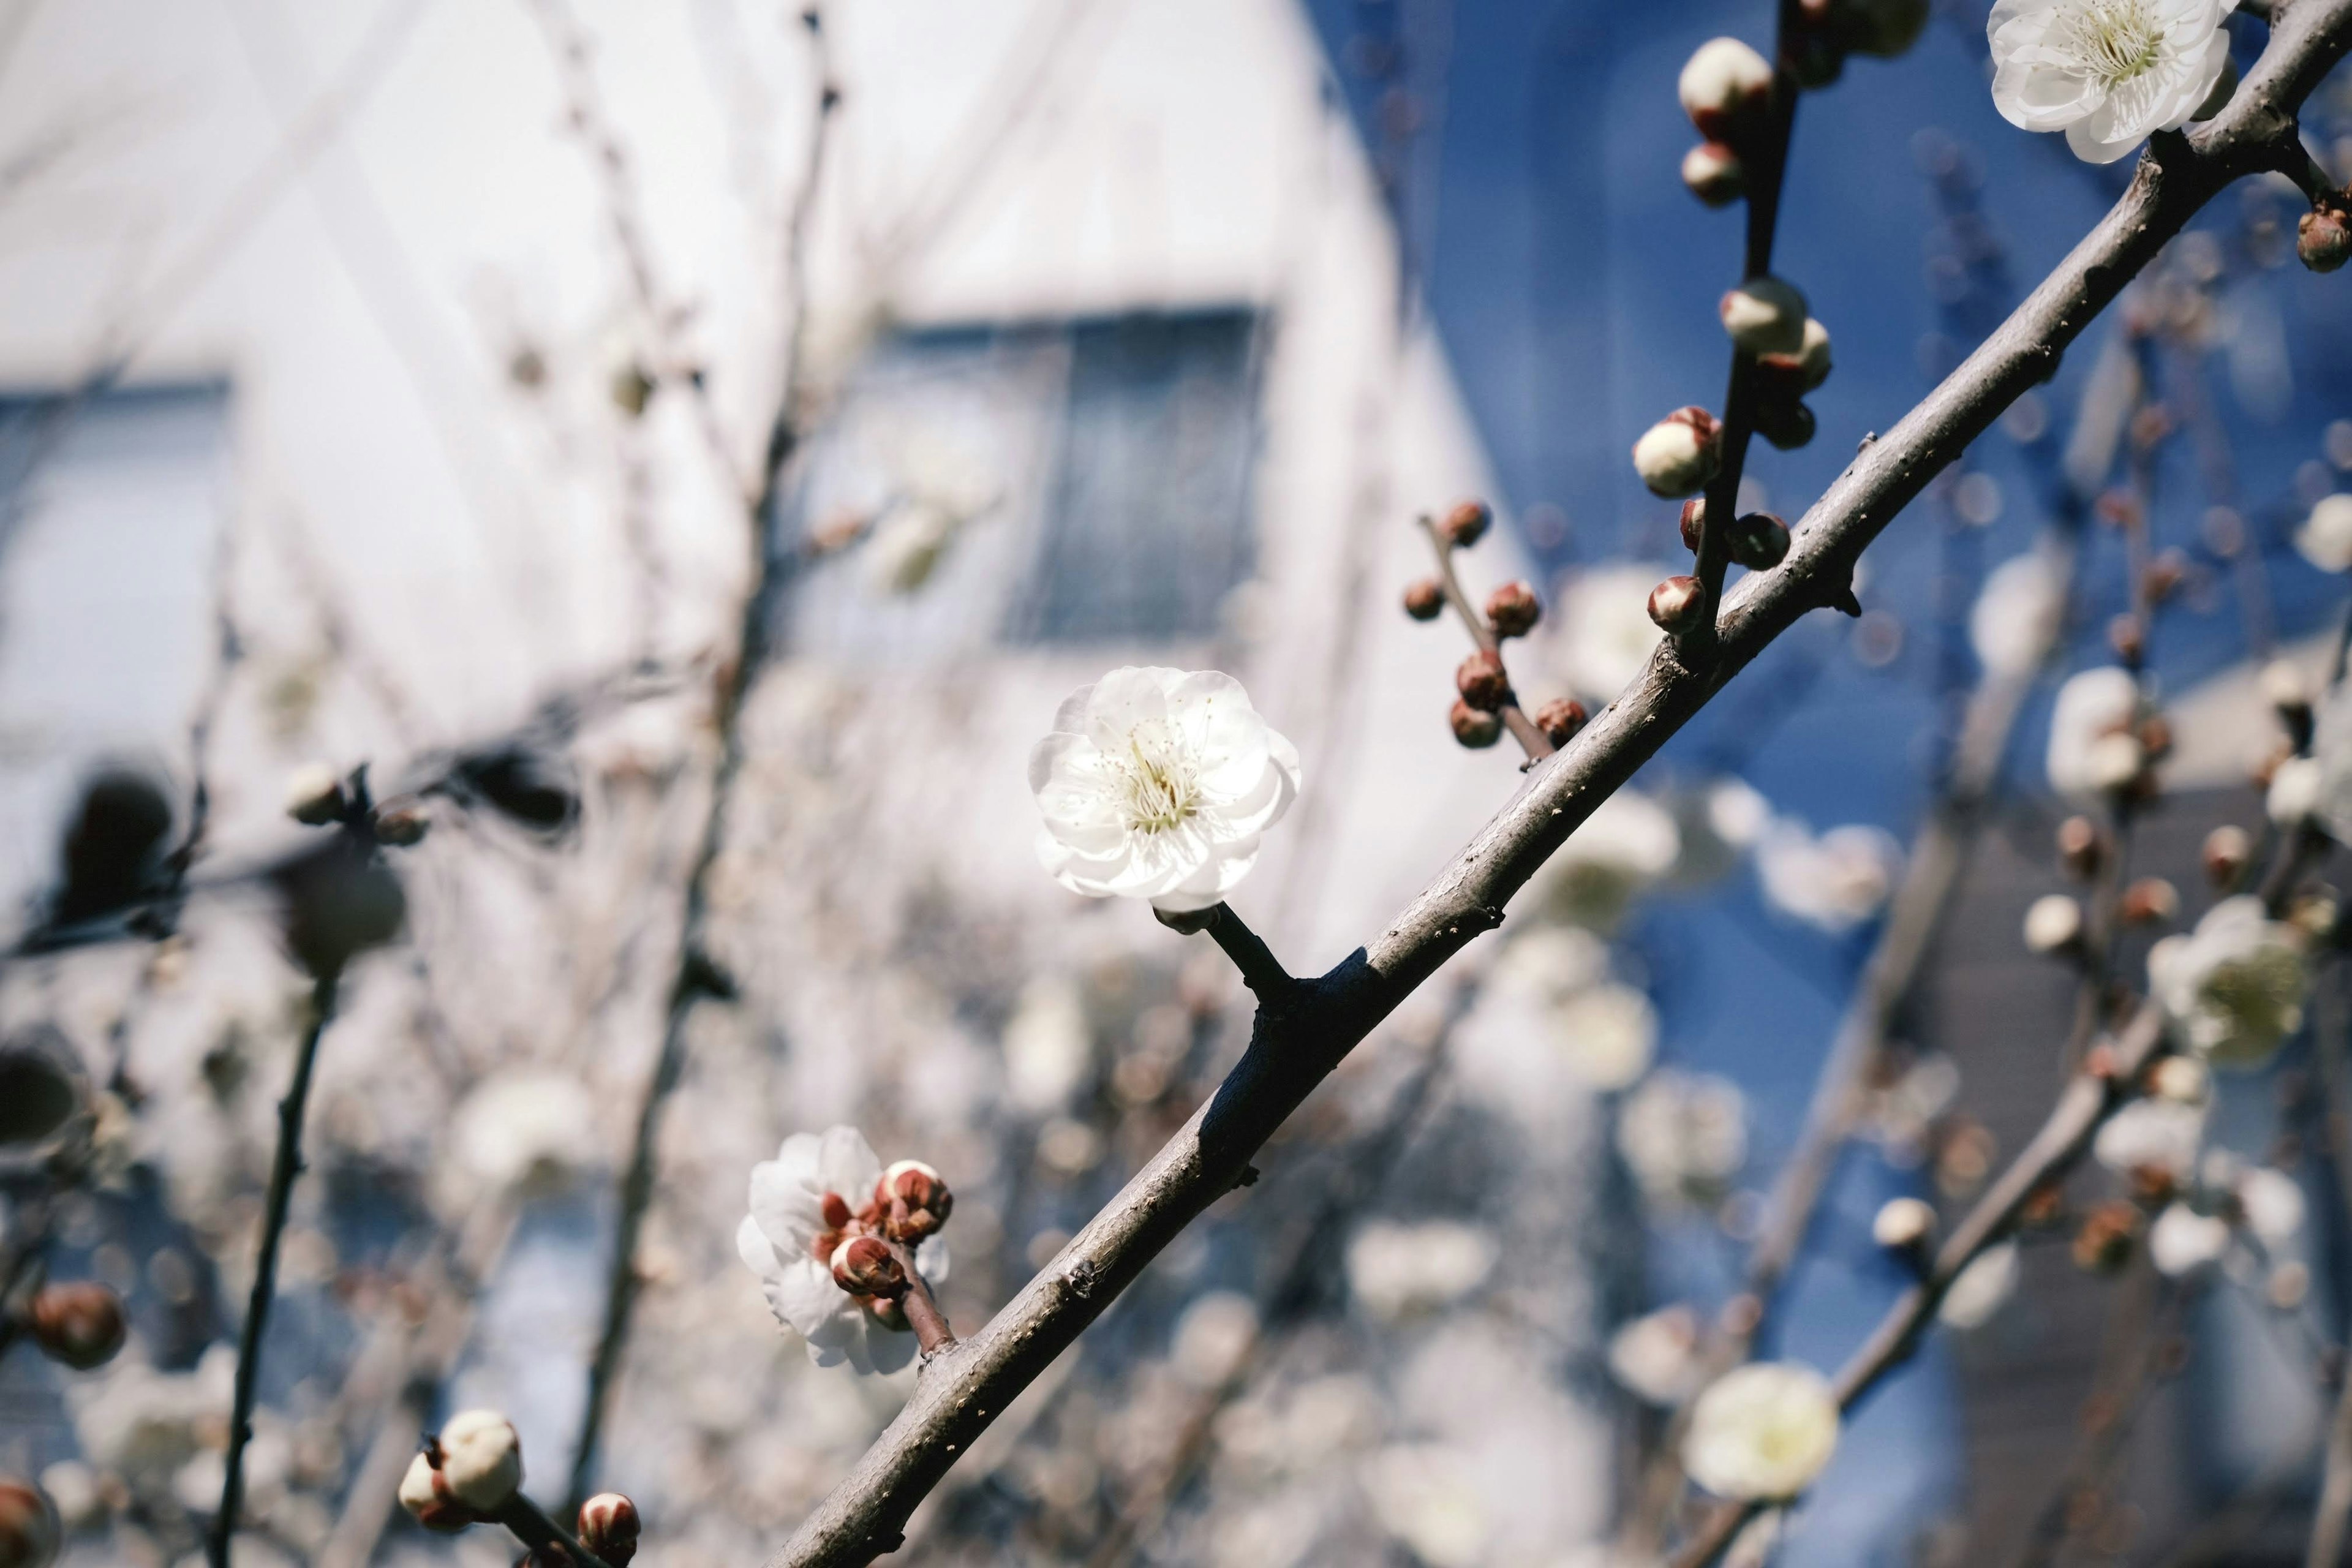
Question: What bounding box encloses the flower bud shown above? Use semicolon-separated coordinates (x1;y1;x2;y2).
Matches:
1727;512;1790;571
2149;1055;2209;1106
398;1448;479;1534
1678;37;1773;141
875;1158;953;1242
284;763;345;827
1753;397;1817;451
2301;207;2352;274
0;1479;59;1568
2106;612;2144;666
2261;658;2312;714
1449;700;1503;750
1534;698;1589;747
1757;318;1833;394
1485;581;1541;638
1681;141;1746;206
2117;877;2178;926
1679;499;1707;554
2083;731;2146;796
1648;575;1707;636
2056;815;2101;879
26;1283;125;1371
1455;651;1510;712
2202;824;2252;888
1403;578;1446;621
1719;277;1808;356
1871;1196;1936;1253
372;803;430;848
2071;1200;2139;1274
578;1493;641;1567
1439;499;1491;548
830;1235;909;1299
2022;894;2083;956
435;1410;522;1510
1632;407;1722;499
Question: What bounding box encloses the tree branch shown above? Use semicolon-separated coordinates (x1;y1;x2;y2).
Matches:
1413;513;1553;763
764;7;2352;1562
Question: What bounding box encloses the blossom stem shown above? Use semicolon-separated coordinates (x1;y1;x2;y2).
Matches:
210;967;341;1568
889;1242;958;1357
489;1490;615;1568
1412;514;1553;763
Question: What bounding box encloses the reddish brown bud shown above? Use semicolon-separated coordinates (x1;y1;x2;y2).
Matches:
1439;499;1492;548
2056;815;2102;879
830;1235;908;1299
0;1479;59;1568
875;1159;953;1242
1455;651;1510;712
1533;698;1588;747
820;1191;853;1232
2301;206;2352;274
2203;824;2252;888
1403;578;1446;621
2118;877;2179;927
1679;498;1707;554
2072;1201;2141;1274
1485;581;1541;638
1449;700;1503;750
1647;575;1707;636
28;1283;126;1371
1727;511;1790;571
2143;548;2188;605
578;1493;641;1567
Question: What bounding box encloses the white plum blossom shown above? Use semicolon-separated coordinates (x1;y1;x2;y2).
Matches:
1030;667;1301;913
2095;1098;2207;1178
2148;1202;2231;1275
1937;1242;2021;1329
2147;895;2308;1066
1345;1221;1501;1321
737;1126;948;1374
1970;551;2068;676
1682;1362;1842;1501
449;1069;595;1194
1459;927;1659;1095
1553;564;1673;701
1537;790;1682;930
1989;0;2239;165
1619;1070;1747;1206
2046;666;2144;798
1756;820;1902;933
1170;1292;1261;1389
2296;492;2352;572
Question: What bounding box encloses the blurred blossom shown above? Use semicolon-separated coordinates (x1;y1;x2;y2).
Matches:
2295;493;2352;571
1345;1221;1500;1321
2147;896;2308;1066
1970;551;2067;676
1170;1291;1260;1389
1363;1445;1488;1568
1708;778;1771;850
1002;975;1091;1113
1549;984;1662;1090
1538;791;1680;930
1756;821;1902;933
862;499;961;595
2313;684;2352;842
1988;0;2237;165
1937;1242;2019;1329
1682;1362;1841;1500
2238;1165;2307;1246
2045;666;2142;799
1461;929;1658;1091
1030;667;1302;913
1553;565;1673;702
1618;1071;1747;1206
1607;1305;1705;1405
68;1346;236;1497
449;1068;595;1194
2149;1202;2231;1275
2095;1098;2207;1178
2269;755;2324;824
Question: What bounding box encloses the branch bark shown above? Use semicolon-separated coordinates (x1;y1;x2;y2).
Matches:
765;6;2352;1562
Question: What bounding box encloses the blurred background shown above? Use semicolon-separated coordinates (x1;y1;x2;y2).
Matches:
0;0;2350;1564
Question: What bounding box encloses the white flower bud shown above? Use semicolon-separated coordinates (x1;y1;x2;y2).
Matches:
2022;893;2084;956
1682;141;1746;206
2261;658;2312;713
2082;730;2146;795
398;1450;477;1533
2296;493;2352;572
1678;37;1774;140
1871;1196;1936;1251
1683;1362;1841;1501
1719;277;1809;356
1758;317;1833;392
2149;1054;2209;1105
435;1410;521;1510
284;763;345;827
2267;755;2322;824
2148;1203;2230;1276
1632;407;1723;499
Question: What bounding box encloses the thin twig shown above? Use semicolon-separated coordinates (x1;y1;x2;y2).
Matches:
209;967;341;1568
489;1490;614;1568
764;10;2352;1561
1413;513;1553;762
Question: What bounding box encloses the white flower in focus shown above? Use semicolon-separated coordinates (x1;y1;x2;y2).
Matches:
1683;1363;1841;1501
2095;1098;2207;1178
1540;791;1681;930
450;1069;595;1193
1756;821;1901;933
1554;565;1674;702
737;1127;946;1374
2297;493;2352;572
1937;1242;2020;1329
2046;666;2143;798
1030;668;1301;914
2237;1166;2307;1246
2148;1202;2231;1275
2147;895;2308;1066
1988;0;2239;165
1619;1071;1747;1206
1608;1306;1705;1406
1970;552;2068;676
1346;1221;1501;1321
2270;755;2323;824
